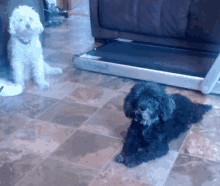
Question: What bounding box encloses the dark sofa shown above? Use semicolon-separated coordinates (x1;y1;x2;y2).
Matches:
90;0;220;53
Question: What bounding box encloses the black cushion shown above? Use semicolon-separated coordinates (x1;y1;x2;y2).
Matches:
98;0;191;38
186;0;220;44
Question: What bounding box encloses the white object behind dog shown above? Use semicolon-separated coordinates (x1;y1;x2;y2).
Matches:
0;5;62;97
0;79;23;97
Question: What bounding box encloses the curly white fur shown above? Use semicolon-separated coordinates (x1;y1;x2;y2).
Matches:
7;5;62;91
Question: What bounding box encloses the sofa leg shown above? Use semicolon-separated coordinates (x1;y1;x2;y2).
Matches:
95;38;112;44
201;53;220;94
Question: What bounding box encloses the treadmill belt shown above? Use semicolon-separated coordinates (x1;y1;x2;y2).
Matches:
86;41;218;78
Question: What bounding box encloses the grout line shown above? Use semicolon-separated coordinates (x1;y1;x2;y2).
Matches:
61;83;120;108
14;84;124;185
77;87;121;125
0;115;35;147
15;126;79;186
33;117;77;130
15;118;121;185
88;145;123;186
26;83;76;101
88;145;154;186
35;98;62;120
11;92;63;120
48;155;101;171
178;151;220;164
77;99;128;141
78;127;124;141
177;123;220;164
162;127;193;186
177;127;193;155
33;82;84;120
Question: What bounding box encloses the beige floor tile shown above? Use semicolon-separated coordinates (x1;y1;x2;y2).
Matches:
102;92;127;113
164;154;220;186
0;119;74;157
64;84;118;107
51;130;122;170
90;172;152;186
44;51;74;65
0;93;59;119
38;99;98;127
0;148;43;185
103;150;178;186
20;157;99;186
0;114;32;143
80;108;131;139
27;80;79;100
180;108;220;162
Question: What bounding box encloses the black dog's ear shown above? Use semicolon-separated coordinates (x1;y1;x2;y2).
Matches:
124;94;134;118
130;83;149;100
124;81;166;119
159;95;175;121
123;83;145;118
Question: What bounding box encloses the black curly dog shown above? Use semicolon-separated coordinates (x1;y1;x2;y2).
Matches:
115;82;212;168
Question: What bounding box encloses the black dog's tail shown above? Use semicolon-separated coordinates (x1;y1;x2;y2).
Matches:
190;103;212;124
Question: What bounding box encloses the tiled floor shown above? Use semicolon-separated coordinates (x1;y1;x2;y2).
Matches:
1;1;220;186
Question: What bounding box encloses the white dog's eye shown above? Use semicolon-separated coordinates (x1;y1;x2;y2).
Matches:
19;19;22;22
29;17;33;21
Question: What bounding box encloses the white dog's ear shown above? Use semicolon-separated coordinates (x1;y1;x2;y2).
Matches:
38;21;44;33
35;14;44;33
9;16;16;35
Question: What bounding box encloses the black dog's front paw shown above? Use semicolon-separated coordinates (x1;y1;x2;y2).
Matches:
124;155;142;168
115;154;125;163
116;154;143;168
125;161;138;168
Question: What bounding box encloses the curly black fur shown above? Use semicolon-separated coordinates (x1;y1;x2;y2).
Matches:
115;82;212;168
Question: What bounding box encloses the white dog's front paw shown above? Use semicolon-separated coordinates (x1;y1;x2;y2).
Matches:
50;67;63;75
38;81;50;90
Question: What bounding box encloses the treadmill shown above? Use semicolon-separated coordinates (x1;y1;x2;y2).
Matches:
73;39;220;95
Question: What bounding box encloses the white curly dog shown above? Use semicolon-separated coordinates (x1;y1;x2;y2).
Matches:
1;5;62;95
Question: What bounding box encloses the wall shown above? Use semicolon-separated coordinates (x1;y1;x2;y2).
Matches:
57;0;82;9
47;0;57;5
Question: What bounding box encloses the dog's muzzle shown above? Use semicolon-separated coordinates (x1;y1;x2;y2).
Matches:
134;119;150;126
26;24;30;29
134;112;150;126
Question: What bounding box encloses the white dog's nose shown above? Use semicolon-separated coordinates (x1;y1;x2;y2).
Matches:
26;24;30;29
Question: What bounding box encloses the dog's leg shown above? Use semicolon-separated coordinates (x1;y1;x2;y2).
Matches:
128;141;169;168
123;143;169;168
117;139;144;168
115;151;126;163
115;128;143;164
123;132;170;168
32;55;50;90
44;62;63;75
122;139;144;168
11;59;25;88
124;153;144;168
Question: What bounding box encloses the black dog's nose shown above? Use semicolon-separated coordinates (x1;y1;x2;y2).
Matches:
26;24;30;28
140;105;146;111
